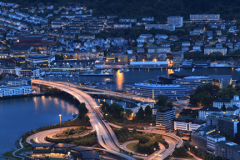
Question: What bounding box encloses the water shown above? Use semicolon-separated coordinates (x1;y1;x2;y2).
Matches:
44;68;240;91
0;96;78;154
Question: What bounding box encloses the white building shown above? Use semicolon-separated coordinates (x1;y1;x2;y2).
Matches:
145;24;175;31
174;118;205;131
190;14;220;21
0;79;32;97
207;134;226;155
198;106;222;120
213;95;240;108
167;16;183;28
231;95;240;107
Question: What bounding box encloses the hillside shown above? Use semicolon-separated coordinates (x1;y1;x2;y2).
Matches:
2;0;240;21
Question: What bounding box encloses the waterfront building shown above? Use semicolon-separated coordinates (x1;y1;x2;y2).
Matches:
167;16;183;27
207;134;226;155
172;52;184;66
215;141;240;160
174;118;205;131
0;78;32;97
191;125;216;152
174;76;212;92
0;67;40;78
190;14;220;21
129;61;169;67
25;55;55;67
31;143;99;160
156;108;175;132
209;75;232;89
125;83;187;99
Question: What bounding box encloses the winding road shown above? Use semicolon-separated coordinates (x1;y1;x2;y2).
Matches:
29;80;183;160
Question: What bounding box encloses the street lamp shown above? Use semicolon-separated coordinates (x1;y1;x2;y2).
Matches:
59;114;62;128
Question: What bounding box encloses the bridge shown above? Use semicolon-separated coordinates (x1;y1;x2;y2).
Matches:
31;80;183;160
56;81;156;104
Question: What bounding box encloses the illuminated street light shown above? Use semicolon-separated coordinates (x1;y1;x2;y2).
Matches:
59;114;62;128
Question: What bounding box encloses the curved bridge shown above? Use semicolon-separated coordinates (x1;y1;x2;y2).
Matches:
31;80;183;160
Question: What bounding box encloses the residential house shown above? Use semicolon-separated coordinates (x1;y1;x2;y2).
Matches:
167;16;183;27
172;52;184;66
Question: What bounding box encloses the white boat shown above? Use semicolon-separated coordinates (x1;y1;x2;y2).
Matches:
102;69;107;73
107;69;112;73
174;68;180;72
235;68;240;72
70;75;73;77
192;68;195;72
124;68;129;72
119;68;125;73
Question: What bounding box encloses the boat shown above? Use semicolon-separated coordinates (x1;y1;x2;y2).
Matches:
124;68;129;72
192;68;195;72
235;68;240;72
119;68;125;73
70;75;73;77
102;69;107;73
107;69;112;73
174;68;180;72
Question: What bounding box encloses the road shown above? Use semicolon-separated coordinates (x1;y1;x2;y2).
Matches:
31;80;183;160
57;81;156;104
32;80;135;160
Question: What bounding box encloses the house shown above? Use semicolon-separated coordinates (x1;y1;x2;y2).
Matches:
155;34;168;40
142;16;154;22
119;17;137;23
46;2;53;9
148;45;171;53
204;47;227;55
113;23;132;29
139;34;153;39
167;16;183;27
193;45;201;51
173;52;184;66
182;41;190;47
190;14;220;21
145;24;175;31
169;35;178;41
137;47;144;53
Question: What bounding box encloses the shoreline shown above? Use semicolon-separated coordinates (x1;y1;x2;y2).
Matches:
0;92;80;153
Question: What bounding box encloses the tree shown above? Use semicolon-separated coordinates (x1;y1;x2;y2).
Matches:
100;101;110;113
176;129;180;136
166;102;173;109
125;109;133;119
221;103;226;111
110;103;124;119
78;103;88;118
200;94;214;106
144;105;152;117
136;107;144;120
157;106;166;111
173;147;190;157
155;95;168;107
45;156;50;160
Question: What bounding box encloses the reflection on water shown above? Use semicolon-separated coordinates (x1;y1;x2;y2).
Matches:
116;71;124;90
168;69;174;75
94;98;127;109
0;96;78;154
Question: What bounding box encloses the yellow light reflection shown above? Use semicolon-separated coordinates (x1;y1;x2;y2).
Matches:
116;70;124;90
167;69;174;76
